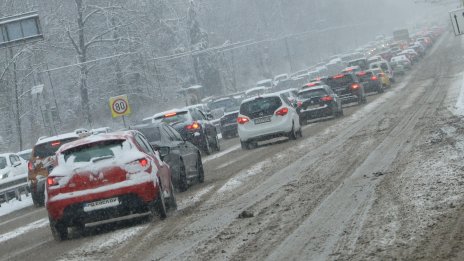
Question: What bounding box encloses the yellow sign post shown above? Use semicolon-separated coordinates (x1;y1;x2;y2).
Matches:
109;95;131;127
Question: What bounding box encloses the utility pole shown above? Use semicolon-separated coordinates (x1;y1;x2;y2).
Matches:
284;37;295;73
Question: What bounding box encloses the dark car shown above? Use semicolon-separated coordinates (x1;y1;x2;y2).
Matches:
325;73;367;105
296;85;343;123
356;70;384;94
133;123;204;192
154;108;220;155
220;104;241;139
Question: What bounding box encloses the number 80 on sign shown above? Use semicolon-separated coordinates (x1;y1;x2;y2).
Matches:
109;95;131;118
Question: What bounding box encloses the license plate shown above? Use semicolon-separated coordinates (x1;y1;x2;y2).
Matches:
254;116;271;124
83;197;120;212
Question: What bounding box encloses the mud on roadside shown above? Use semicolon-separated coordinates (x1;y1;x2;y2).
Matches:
341;111;464;260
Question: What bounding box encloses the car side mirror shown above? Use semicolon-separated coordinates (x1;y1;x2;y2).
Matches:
158;147;170;159
13;161;21;167
206;113;214;120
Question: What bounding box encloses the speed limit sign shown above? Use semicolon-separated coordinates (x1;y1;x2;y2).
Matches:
109;95;131;118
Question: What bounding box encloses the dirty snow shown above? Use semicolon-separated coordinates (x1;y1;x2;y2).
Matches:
0;194;33;217
177;185;215;210
57;225;149;261
203;144;240;163
0;218;48;244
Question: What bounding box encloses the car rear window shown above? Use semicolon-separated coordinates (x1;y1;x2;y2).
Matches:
33;138;79;158
0;157;6;169
136;127;161;142
155;111;190;124
298;89;328;99
357;71;374;82
240;97;282;117
62;139;126;163
326;75;355;88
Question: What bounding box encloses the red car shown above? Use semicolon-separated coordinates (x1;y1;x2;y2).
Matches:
46;131;176;241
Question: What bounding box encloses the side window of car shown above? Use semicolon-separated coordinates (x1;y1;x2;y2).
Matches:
9;155;20;165
135;134;154;154
161;126;175;141
166;126;184;142
197;110;207;120
280;94;292;106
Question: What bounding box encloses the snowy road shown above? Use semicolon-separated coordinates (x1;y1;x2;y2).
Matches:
2;32;464;261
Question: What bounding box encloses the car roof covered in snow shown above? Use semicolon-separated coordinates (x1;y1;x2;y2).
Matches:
35;132;82;146
57;131;135;153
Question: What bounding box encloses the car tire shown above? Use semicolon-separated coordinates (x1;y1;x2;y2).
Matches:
213;135;220;152
203;136;212;155
288;124;297;140
297;127;303;138
50;218;68;241
178;161;188;192
167;182;177;211
197;153;204;183
378;85;385;93
241;141;250;150
154;185;167;220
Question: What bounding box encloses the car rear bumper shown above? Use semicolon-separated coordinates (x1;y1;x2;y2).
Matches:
299;105;333;119
363;82;382;93
47;180;158;222
238;115;293;142
220;123;238;134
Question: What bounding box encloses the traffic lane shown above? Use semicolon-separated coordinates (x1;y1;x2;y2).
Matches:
0;72;408;261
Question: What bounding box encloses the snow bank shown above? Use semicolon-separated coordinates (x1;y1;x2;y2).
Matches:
0;194;33;217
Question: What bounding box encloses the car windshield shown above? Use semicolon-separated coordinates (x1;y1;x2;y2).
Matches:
136;127;162;142
298;89;328;99
33;138;79;158
0;157;7;169
357;72;374;82
155;111;190;124
62;140;126;163
240;97;282;117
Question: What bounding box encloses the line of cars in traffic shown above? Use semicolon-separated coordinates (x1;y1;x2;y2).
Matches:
0;26;443;241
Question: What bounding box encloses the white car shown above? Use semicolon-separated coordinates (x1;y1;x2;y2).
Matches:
273;74;289;86
0;153;28;181
237;93;302;150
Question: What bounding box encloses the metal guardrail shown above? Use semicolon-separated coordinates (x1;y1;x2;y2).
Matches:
0;176;30;207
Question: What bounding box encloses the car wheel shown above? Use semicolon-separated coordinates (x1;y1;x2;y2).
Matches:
50;218;68;241
197;153;204;183
167;182;177;211
154;185;167;220
378;85;385;93
203;136;212;155
178;161;188;192
213;135;221;152
241;141;250;150
288;124;297;140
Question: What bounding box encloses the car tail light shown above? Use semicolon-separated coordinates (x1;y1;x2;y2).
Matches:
297;101;303;108
357;71;366;76
351;83;360;90
371;76;378;81
51;141;61;147
164;112;177;118
126;158;151;174
320;96;334;102
333;74;345;79
28;161;34;171
237;116;249;124
186;122;201;130
47;176;61;187
275;107;289;116
139;158;148;167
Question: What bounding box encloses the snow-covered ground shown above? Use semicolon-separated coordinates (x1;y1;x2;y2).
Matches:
0;194;33;217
